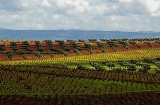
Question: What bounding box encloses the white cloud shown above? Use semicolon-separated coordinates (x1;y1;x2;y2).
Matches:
139;0;160;16
41;0;52;7
0;0;160;31
56;0;65;8
119;0;133;3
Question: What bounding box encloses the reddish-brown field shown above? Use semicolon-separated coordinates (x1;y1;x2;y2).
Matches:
0;40;159;61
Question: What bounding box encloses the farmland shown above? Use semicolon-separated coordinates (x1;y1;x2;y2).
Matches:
0;38;160;104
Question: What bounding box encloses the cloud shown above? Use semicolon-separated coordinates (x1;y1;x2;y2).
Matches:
0;0;160;31
41;0;52;7
0;0;23;11
119;0;133;3
139;0;160;16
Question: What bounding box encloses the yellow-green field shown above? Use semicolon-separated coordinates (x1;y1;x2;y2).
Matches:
0;48;159;65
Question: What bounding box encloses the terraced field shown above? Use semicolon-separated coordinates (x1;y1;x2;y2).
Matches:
0;38;160;105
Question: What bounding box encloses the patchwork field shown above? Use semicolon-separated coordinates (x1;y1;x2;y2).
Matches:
0;38;160;104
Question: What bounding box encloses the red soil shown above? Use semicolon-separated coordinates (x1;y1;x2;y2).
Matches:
0;41;159;61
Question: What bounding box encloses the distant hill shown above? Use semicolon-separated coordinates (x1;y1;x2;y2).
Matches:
0;29;160;41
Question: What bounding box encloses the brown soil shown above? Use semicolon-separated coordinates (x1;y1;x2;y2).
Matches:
0;92;160;105
0;41;159;61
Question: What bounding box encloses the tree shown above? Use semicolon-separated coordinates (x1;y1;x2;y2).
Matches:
97;42;106;53
7;52;13;60
112;46;117;51
155;70;160;74
79;39;85;42
37;46;44;52
144;58;153;63
130;60;137;64
156;58;160;61
138;68;147;73
26;47;33;52
67;39;75;44
60;64;68;69
84;43;93;54
88;39;97;42
23;41;32;52
103;62;115;68
34;52;41;58
147;42;152;47
156;64;160;69
76;63;89;70
136;44;141;49
0;45;5;51
12;46;18;51
143;64;150;71
73;49;80;55
138;65;150;73
129;41;136;45
20;51;26;59
50;54;55;58
61;44;70;52
10;42;18;51
127;65;136;71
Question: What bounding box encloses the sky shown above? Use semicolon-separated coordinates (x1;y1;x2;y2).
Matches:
0;0;160;31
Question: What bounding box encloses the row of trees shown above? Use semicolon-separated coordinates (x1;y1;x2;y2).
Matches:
10;42;18;51
1;63;159;85
89;62;105;71
0;45;5;51
67;40;81;55
35;41;44;52
2;38;159;51
22;41;33;52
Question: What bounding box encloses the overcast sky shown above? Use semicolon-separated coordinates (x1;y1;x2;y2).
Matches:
0;0;160;31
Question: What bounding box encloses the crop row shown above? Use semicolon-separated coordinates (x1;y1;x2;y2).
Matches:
1;64;160;85
0;92;160;105
0;69;160;98
0;48;159;65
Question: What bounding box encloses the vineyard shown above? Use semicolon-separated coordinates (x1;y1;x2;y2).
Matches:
0;38;160;105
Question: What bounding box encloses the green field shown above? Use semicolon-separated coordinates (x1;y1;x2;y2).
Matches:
0;39;160;104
